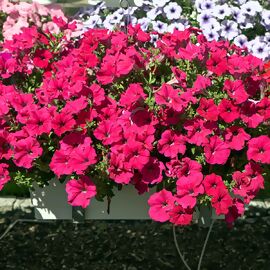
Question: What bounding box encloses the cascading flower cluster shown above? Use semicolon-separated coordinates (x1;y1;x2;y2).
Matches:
0;15;269;226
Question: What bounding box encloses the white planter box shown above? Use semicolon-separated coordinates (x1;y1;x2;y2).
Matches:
30;178;153;220
30;178;224;225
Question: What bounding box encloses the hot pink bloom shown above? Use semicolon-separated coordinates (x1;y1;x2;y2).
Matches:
97;53;134;85
141;157;165;185
225;198;245;227
66;176;97;208
148;189;175;222
158;130;186;158
50;149;74;177
0;163;10;191
119;83;147;109
224;80;248;104
247;136;270;164
69;143;97;174
204;136;231;165
211;188;233;215
51;112;76;137
108;152;133;184
62;96;88;115
206;50;227;76
169;205;193;226
176;174;204;208
232;162;264;203
166;157;202;180
26;108;51;136
94;120;122;145
123;140;150;170
191;75;211;95
197;98;218;121
171;67;187;88
240;101;264;128
218;99;239;123
155;83;183;112
224;126;251;151
13;137;43;169
203;174;226;196
0;130;12;160
184;118;217;146
33;49;52;69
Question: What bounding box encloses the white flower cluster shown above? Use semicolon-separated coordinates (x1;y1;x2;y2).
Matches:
196;0;270;60
79;0;270;60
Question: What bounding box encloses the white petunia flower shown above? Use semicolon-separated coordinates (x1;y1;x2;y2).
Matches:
150;34;159;46
137;17;151;31
201;18;221;32
212;4;231;19
262;9;270;26
233;0;247;4
241;1;262;16
103;13;122;30
152;20;168;33
197;11;214;26
203;29;220;41
164;2;182;20
239;19;254;29
221;20;239;40
152;0;170;7
234;34;248;47
167;22;185;33
195;0;216;12
147;7;162;20
250;40;270;60
83;15;102;28
264;33;270;44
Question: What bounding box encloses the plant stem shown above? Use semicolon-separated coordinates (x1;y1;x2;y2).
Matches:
172;225;192;270
197;219;215;270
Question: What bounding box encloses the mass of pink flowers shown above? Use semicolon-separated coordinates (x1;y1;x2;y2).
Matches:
0;0;83;41
0;5;269;227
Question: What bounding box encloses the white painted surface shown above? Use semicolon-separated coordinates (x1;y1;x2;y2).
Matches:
30;178;153;220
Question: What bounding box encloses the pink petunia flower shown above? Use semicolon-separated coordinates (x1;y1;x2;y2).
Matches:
25;108;51;136
13;137;43;169
176;174;204;208
155;83;183;112
119;83;147;109
203;173;226;196
94;120;122;145
66;176;97;208
158;130;186;158
211;188;233;215
218;99;240;123
51;112;76;137
169;205;193;226
141;157;165;185
0;163;10;191
148;189;175;222
224;126;251;151
224;80;248;104
50;149;74;177
204;136;231;165
225;198;245;227
166;157;202;179
197;98;218;121
247;136;270;164
123;140;150;170
69;143;97;174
